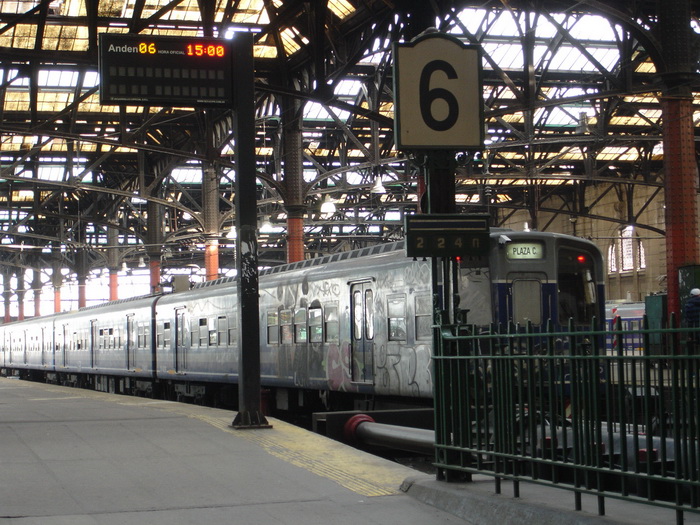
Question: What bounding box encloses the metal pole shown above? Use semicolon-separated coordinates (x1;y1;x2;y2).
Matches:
231;32;271;429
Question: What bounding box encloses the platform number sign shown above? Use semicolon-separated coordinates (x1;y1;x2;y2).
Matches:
393;33;483;149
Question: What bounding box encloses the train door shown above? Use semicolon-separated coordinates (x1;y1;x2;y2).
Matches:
175;308;186;372
90;320;98;368
22;329;27;365
59;324;67;368
126;314;135;370
510;278;543;325
350;281;374;383
41;326;46;367
557;247;599;325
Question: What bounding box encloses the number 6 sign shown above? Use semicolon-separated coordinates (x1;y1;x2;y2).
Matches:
393;32;483;150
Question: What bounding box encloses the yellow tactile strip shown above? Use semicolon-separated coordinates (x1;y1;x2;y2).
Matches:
201;414;406;497
1;378;410;497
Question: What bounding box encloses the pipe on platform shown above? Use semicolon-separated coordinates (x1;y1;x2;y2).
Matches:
343;414;435;455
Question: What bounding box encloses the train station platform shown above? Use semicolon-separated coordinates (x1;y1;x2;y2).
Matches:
1;377;697;525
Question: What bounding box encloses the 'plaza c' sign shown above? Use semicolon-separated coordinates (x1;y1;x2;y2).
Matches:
393;32;483;150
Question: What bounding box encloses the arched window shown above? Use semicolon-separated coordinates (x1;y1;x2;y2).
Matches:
608;226;646;273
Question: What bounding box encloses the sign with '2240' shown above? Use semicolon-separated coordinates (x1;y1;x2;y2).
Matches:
393;32;483;150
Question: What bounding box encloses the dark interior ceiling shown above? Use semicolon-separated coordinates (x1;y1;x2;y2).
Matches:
0;0;698;280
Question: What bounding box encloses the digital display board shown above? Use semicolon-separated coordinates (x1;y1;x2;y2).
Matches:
405;214;490;258
99;33;233;107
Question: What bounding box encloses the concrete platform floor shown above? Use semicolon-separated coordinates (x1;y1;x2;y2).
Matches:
0;377;697;524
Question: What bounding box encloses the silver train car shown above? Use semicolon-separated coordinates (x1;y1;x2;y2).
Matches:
0;229;605;412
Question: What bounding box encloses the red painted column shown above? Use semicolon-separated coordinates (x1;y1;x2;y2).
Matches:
663;96;699;315
109;269;119;301
17;291;24;321
205;239;220;281
287;215;305;263
417;172;426;214
34;288;41;318
149;260;161;294
53;288;61;313
78;275;87;309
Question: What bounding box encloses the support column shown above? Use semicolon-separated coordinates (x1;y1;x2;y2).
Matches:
109;270;119;301
2;270;11;323
205;238;220;280
146;200;163;294
660;0;699;315
149;260;160;294
203;164;221;280
77;275;87;308
16;270;25;321
53;287;61;313
231;33;270;429
663;97;698;314
282;98;306;263
107;224;120;301
287;211;305;263
76;251;88;309
52;244;62;313
33;269;42;318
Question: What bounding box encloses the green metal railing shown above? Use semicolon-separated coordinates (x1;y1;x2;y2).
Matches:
433;317;699;524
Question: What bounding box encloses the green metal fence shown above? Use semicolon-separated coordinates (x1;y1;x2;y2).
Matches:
433;317;699;524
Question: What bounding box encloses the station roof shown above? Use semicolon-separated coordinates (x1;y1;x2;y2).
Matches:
0;0;697;280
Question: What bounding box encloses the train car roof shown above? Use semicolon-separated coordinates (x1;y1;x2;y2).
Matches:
192;239;407;290
191;228;602;291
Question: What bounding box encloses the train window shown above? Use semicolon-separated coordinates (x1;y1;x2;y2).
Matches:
325;305;339;343
388;294;407;341
199;318;208;346
163;322;171;349
208;319;217;346
281;309;293;344
267;311;279;344
217;316;228;346
190;319;199;347
229;312;237;345
415;295;432;340
137;323;146;348
365;290;375;340
512;280;542;324
353;291;363;340
558;247;598;324
127;315;136;352
295;308;307;343
309;307;323;343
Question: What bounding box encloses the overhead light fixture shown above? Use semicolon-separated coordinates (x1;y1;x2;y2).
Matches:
576;111;590;134
260;215;273;231
320;195;336;214
370;177;386;194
